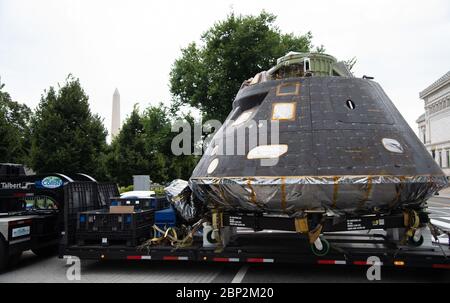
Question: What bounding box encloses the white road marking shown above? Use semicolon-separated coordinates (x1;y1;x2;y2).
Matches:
429;214;450;218
428;201;450;207
208;266;226;283
432;234;449;244
231;265;249;283
427;207;450;211
429;211;450;217
430;218;450;230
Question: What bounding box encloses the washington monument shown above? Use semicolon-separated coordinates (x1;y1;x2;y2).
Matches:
111;88;121;139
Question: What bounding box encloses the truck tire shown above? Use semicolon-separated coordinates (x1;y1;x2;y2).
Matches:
32;245;58;257
408;235;424;247
310;238;330;257
206;230;218;244
0;240;8;272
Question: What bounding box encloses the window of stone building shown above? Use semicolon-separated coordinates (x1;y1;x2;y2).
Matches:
439;151;442;167
432;150;436;159
447;150;450;168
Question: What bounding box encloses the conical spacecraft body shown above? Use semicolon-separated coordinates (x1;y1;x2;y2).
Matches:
190;52;447;215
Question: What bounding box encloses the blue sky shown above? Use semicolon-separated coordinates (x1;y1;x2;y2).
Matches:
1;0;449;138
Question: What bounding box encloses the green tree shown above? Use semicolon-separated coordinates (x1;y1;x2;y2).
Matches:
167;112;200;181
106;104;200;185
30;75;107;178
0;80;32;164
106;105;150;186
141;105;174;182
170;11;314;122
0;107;17;163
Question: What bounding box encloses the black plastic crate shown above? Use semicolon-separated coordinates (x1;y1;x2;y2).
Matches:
0;163;26;177
76;225;152;247
109;196;169;210
76;209;154;247
98;183;120;207
64;182;103;245
77;209;154;232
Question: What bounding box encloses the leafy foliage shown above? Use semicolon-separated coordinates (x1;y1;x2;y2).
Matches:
0;81;32;164
170;11;314;122
30;75;107;178
106;103;199;186
119;185;134;194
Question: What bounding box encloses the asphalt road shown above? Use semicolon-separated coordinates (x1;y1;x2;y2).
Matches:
0;196;449;283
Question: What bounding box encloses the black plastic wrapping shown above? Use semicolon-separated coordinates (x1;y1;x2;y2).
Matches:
165;179;202;222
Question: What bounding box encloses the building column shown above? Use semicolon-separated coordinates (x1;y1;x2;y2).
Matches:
425;108;432;144
444;148;450;168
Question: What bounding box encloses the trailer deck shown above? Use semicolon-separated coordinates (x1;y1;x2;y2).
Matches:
62;230;450;270
59;180;450;272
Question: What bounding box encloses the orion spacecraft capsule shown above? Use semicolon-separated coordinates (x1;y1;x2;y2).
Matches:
190;52;448;215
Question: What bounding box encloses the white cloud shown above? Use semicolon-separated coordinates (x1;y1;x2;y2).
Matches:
1;0;449;137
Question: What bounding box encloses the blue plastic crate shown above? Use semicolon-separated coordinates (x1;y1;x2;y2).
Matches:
153;206;176;237
155;206;176;225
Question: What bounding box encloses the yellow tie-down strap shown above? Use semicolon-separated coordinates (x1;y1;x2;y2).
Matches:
295;217;323;244
294;217;309;233
212;211;223;230
403;209;420;238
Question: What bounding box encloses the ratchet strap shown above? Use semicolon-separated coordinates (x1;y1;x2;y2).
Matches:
294;216;323;244
402;209;421;244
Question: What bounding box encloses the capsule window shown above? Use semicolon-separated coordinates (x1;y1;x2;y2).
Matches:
276;82;300;96
206;144;219;156
247;145;288;159
346;99;356;110
210;145;219;156
272;102;296;121
207;158;219;174
382;138;404;154
249;73;262;85
232;109;254;126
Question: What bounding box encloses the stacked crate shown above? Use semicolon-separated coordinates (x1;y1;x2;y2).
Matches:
109;196;169;210
76;208;154;246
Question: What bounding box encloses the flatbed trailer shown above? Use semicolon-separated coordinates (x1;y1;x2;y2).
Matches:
59;179;450;271
61;230;450;270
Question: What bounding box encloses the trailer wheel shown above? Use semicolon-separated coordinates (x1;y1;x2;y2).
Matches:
0;239;7;272
310;238;330;257
408;235;424;247
206;230;218;244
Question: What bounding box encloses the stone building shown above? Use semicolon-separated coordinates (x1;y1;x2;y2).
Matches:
417;71;450;176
